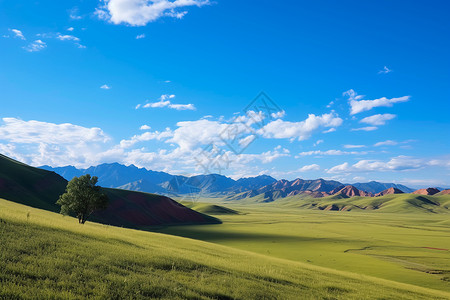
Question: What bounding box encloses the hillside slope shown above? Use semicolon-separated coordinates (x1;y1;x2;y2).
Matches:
272;193;450;214
0;154;218;227
1;198;448;300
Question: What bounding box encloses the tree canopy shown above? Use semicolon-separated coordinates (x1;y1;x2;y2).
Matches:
57;174;108;224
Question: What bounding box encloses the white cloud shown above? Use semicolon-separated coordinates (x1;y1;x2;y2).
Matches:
0;118;109;144
327;156;424;173
140;125;151;130
313;139;324;146
344;89;410;115
360;113;396;126
169;103;196;110
69;7;82;20
10;29;25;40
100;84;111;89
297;150;367;156
57;34;80;42
23;40;47;52
374;140;398;147
271;110;286;119
138;94;196;111
144;100;171;108
378;66;392;74
95;0;211;26
119;129;173;148
67;27;75;31
323;128;336;133
259;113;343;141
343;144;366;149
298;164;320;172
351;126;378;132
136;34;146;39
0;118;111;167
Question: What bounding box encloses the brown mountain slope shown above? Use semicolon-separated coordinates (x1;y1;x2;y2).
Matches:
412;188;440;195
375;187;404;197
330;185;372;197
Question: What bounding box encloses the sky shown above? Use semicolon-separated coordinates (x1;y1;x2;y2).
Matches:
1;0;449;188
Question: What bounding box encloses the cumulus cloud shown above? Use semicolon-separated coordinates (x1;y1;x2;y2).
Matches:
258;113;343;141
119;129;173;148
0;118;111;167
327;156;424;173
23;40;47;52
10;29;25;40
137;94;196;111
360;113;396;126
140;125;151;130
100;84;111;89
344;89;410;115
136;33;146;39
95;0;211;26
0;118;109;144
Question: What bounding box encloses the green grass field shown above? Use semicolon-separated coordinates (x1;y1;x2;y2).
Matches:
2;198;450;299
158;200;450;294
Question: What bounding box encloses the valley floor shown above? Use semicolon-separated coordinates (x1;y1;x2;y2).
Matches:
156;201;450;293
1;198;450;299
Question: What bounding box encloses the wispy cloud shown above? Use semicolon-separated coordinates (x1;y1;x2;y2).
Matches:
10;29;25;40
100;84;111;90
378;66;392;74
23;40;47;52
69;7;82;20
57;34;80;42
136;34;146;39
95;0;211;26
351;126;378;132
360;113;396;126
297;149;367;156
343;144;366;149
344;89;410;115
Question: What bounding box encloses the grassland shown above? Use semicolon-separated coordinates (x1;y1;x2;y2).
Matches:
2;198;450;299
157;200;450;294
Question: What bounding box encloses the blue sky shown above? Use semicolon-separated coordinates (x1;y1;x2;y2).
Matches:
1;0;449;187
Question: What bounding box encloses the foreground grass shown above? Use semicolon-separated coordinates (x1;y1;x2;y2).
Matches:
158;202;450;293
1;199;449;299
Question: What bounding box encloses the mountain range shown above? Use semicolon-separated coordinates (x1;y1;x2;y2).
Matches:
40;163;441;202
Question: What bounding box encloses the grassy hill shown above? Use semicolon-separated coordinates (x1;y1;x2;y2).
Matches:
0;154;219;227
180;201;240;215
232;190;450;214
1;198;449;299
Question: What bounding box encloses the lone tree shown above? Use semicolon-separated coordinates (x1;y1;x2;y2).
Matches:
57;174;108;224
